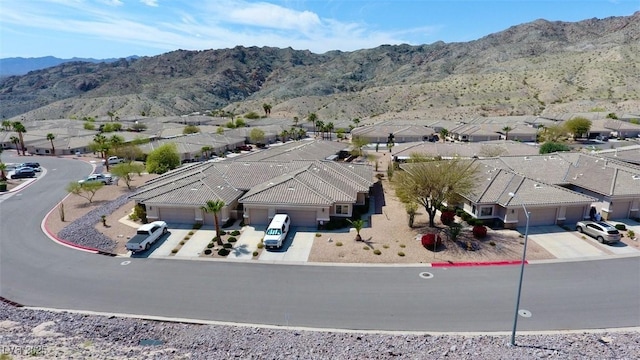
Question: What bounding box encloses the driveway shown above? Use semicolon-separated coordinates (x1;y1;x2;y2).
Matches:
258;228;315;263
523;226;607;259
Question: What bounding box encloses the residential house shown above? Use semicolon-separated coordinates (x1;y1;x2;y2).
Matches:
131;160;374;227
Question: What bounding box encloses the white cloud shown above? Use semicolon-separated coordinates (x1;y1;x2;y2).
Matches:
140;0;158;7
100;0;124;6
1;0;421;57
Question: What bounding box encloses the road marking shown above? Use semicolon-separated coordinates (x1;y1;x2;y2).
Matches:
121;261;131;266
419;272;434;279
519;309;532;318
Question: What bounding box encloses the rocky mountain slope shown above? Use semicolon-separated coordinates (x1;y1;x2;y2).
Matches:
1;12;639;122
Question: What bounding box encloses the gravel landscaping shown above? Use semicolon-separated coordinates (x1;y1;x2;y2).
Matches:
1;302;638;359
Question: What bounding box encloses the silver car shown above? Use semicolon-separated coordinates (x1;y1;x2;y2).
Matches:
576;221;621;244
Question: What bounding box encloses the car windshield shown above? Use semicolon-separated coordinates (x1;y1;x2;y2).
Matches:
266;228;281;235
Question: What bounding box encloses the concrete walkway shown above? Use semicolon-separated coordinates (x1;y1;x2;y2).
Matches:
149;228;190;257
227;226;263;260
175;230;215;258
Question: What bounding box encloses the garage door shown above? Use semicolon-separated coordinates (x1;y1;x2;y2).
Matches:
520;208;557;226
249;208;269;225
159;207;196;225
609;201;631;219
564;206;586;225
276;209;317;227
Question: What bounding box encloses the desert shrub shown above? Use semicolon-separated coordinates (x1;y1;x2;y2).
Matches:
252;251;259;257
228;236;237;243
231;230;241;236
363;246;370;250
383;244;389;249
217;248;230;256
204;249;212;255
171;249;178;254
373;249;382;255
184;236;190;240
399;244;406;248
336;242;343;247
455;208;465;217
440;210;456;225
473;225;488;239
179;241;185;245
489;241;496;246
315;233;321;237
614;224;626;231
193;223;202;230
398;252;405;257
257;243;264;249
212;236;221;243
206;243;214;249
223;243;233;249
219;230;227;235
188;231;194;235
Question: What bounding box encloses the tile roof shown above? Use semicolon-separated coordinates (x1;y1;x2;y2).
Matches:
232;140;347;162
467;168;596;207
134;159;374;207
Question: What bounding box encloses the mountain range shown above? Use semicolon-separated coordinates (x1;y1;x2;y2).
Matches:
1;12;639;122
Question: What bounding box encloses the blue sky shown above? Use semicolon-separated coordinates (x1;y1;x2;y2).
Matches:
1;0;639;59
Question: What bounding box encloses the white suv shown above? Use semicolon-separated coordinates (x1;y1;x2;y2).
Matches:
576;220;621;244
263;214;291;249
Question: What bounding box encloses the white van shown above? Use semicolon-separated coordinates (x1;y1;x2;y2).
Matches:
263;214;290;249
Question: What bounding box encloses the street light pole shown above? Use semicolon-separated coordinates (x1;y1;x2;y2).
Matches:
510;200;530;346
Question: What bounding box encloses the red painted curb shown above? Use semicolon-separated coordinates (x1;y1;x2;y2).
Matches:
431;260;528;267
41;194;100;255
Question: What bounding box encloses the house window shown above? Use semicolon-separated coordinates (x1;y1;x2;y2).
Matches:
335;205;349;215
480;207;493;216
472;205;477;214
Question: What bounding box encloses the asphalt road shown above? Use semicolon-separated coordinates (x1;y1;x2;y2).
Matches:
1;154;639;332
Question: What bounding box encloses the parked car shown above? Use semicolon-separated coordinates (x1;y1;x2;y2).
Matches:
576;220;621;244
263;214;291;249
11;167;36;179
237;145;253;151
78;173;113;185
103;156;124;165
126;221;168;252
20;162;41;172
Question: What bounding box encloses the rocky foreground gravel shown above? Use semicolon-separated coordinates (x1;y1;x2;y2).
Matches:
57;194;132;253
1;302;638;359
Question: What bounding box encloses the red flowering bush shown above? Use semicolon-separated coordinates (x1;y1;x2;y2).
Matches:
421;234;442;249
472;225;487;239
440;211;456;225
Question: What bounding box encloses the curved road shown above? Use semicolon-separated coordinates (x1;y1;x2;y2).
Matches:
1;155;639;332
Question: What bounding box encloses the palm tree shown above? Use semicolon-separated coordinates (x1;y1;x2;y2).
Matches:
315;120;324;139
293;116;299;127
201;146;212;159
502;126;513;141
1;120;11;131
9;136;20;153
280;129;289;142
439;128;449;142
107;111;115;121
262;103;272;117
326;122;334;140
307;113;317;135
12;122;27;156
347;219;365;242
201;200;225;245
46;133;56;155
352;118;360;127
0;162;7;182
